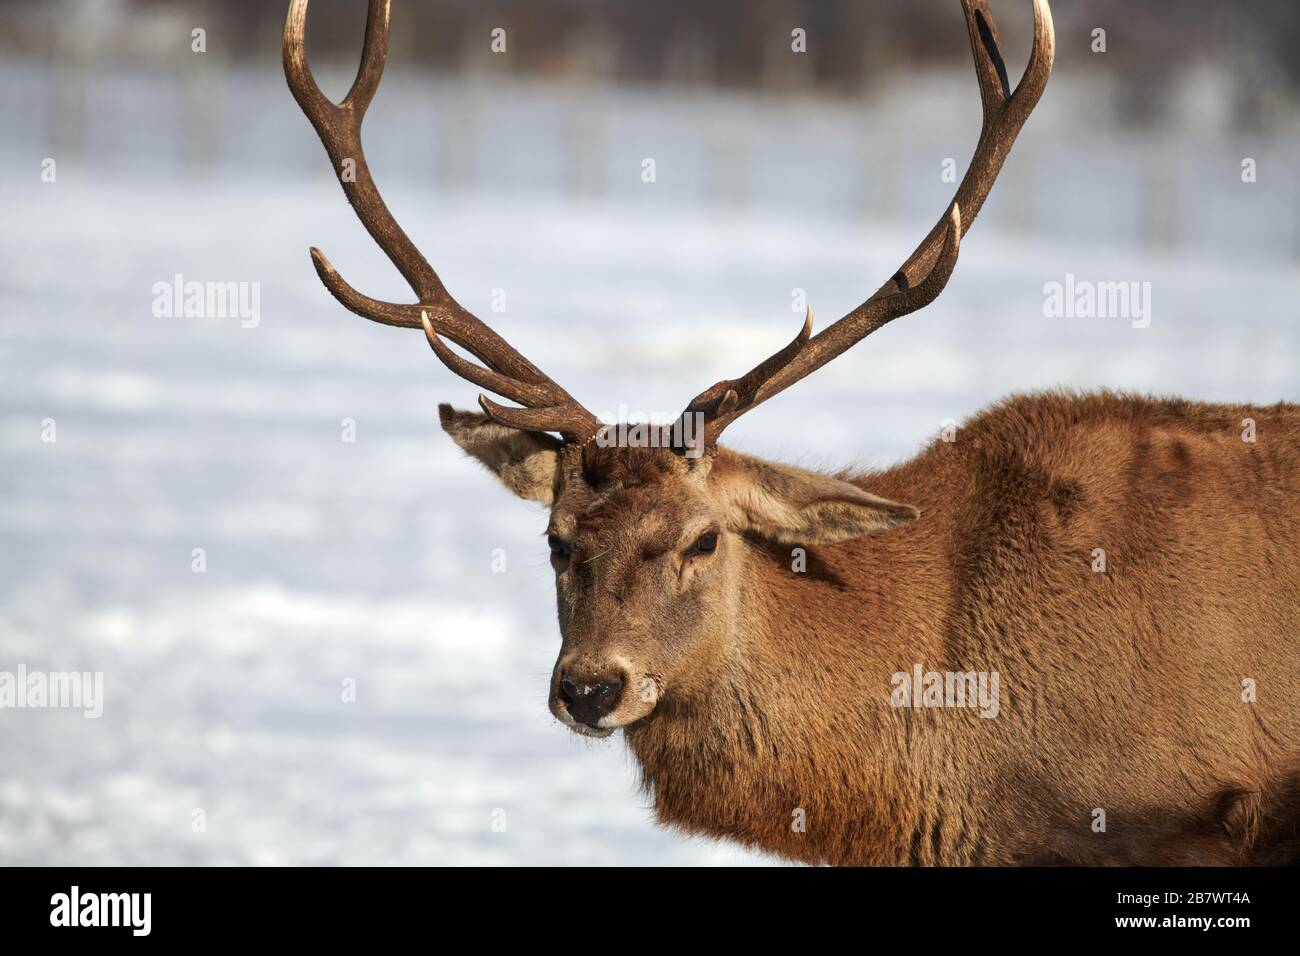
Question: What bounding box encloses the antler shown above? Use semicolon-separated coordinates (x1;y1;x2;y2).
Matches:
284;0;600;442
678;0;1054;451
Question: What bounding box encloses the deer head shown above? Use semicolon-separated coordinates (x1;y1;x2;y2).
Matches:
285;0;1054;736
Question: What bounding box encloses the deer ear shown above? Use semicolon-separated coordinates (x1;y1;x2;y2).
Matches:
438;404;562;505
717;452;918;545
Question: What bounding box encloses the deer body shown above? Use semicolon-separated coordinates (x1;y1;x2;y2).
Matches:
287;1;1300;864
627;392;1300;865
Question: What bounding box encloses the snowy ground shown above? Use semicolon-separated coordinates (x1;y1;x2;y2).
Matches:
1;69;1298;865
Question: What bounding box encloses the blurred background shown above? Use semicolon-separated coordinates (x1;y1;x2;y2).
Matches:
1;0;1297;865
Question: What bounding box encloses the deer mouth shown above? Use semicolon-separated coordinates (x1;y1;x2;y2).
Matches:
553;705;618;738
572;723;616;739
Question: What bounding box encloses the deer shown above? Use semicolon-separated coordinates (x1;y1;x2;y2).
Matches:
285;0;1300;865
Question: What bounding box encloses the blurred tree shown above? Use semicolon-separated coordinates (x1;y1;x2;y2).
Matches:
0;0;1292;113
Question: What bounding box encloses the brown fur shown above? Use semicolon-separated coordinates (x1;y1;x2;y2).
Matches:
445;390;1300;865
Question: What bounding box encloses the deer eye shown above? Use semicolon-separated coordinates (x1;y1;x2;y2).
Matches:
548;534;573;562
686;531;718;557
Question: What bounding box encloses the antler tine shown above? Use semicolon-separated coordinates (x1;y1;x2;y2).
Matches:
420;313;599;421
876;0;1054;296
476;396;602;439
681;306;813;436
691;206;962;447
284;0;442;301
286;0;600;442
679;0;1053;450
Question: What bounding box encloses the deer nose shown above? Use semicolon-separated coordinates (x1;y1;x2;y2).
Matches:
558;672;624;727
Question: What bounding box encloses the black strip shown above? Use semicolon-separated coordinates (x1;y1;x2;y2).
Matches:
892;270;910;292
0;867;1284;940
975;9;1011;101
